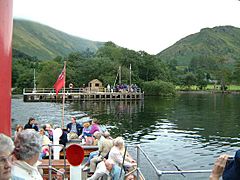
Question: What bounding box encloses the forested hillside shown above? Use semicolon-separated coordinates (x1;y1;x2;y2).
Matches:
157;26;240;66
13;19;103;60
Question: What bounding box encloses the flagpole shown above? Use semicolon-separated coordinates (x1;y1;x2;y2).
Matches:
129;64;132;92
62;61;67;129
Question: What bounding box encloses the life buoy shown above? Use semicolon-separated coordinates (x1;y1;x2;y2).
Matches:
69;83;73;89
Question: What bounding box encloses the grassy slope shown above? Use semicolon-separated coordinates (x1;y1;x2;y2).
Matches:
157;26;240;66
13;19;104;60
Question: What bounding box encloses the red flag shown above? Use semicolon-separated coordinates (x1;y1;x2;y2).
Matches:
54;68;65;95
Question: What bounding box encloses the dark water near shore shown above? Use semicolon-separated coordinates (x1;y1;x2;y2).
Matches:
12;93;240;178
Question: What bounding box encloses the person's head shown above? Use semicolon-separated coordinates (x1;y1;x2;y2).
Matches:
28;117;35;125
15;124;23;133
104;159;114;172
93;131;102;140
39;128;45;136
103;131;110;138
113;137;124;149
45;124;52;130
13;129;42;165
92;118;99;124
42;124;47;131
0;133;14;180
71;117;76;124
83;122;90;128
126;174;135;180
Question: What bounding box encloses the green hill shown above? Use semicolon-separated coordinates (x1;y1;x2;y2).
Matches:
13;19;104;60
157;26;240;66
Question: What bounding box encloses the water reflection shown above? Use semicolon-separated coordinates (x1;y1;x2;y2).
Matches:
67;100;146;141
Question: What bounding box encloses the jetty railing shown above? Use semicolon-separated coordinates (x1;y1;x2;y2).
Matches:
23;88;143;94
126;145;212;180
23;88;144;102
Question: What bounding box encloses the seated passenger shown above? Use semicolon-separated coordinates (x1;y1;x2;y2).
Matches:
39;128;51;159
24;117;39;131
43;124;53;141
103;130;113;140
12;129;43;180
90;131;113;172
83;131;104;172
67;117;83;140
0;133;14;180
108;137;137;171
79;122;92;144
105;159;124;180
59;128;68;147
14;124;23;140
89;118;101;135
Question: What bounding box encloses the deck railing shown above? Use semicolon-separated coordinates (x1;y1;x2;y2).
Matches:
126;145;212;180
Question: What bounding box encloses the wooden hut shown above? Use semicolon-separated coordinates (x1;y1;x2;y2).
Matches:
88;79;103;92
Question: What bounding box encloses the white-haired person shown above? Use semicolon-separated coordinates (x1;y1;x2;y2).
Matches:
12;129;43;180
108;137;137;171
105;159;124;180
0;133;14;180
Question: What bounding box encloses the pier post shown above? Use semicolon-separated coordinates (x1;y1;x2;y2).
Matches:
0;0;13;136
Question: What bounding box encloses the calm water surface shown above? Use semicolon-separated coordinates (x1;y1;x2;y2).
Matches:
11;93;240;178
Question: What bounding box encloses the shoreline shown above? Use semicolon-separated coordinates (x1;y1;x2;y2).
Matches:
177;90;240;94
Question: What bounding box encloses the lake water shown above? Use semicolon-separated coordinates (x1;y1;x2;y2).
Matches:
11;93;240;179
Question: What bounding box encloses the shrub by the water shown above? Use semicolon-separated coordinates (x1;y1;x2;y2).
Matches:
142;80;176;96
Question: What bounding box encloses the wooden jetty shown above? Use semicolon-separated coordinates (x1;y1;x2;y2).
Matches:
23;88;144;102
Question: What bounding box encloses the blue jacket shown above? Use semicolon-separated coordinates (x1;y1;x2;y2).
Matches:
66;122;83;136
223;149;240;180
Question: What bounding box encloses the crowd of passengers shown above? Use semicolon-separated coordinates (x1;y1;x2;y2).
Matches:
14;116;103;159
0;116;239;180
0;116;137;179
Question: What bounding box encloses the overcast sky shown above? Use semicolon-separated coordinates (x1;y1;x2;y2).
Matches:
13;0;240;55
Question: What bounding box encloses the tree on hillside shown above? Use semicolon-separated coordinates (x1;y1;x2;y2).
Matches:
180;72;196;89
231;60;240;84
96;41;122;61
213;57;231;91
195;70;208;90
37;61;62;88
12;58;39;93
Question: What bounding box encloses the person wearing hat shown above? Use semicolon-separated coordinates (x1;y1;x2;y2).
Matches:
79;122;91;139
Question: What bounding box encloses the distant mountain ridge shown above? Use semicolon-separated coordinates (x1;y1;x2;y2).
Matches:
13;19;104;60
13;20;240;65
157;26;240;66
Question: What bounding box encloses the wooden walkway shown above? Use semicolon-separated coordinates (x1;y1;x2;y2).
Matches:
23;88;144;102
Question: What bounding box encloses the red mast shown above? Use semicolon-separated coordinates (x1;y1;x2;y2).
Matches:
0;0;13;136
